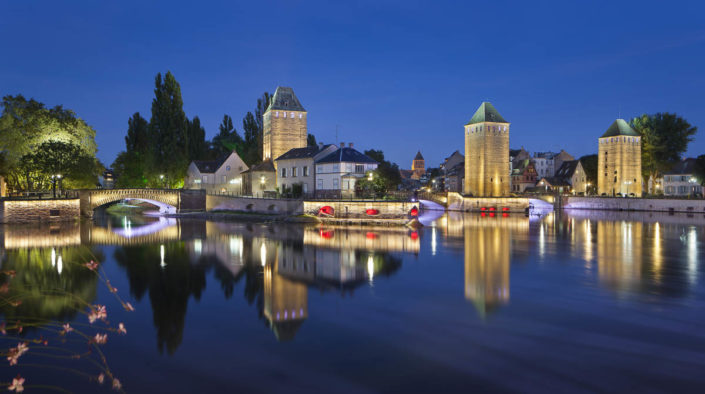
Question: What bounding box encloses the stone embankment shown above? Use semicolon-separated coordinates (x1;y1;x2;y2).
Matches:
0;199;80;223
562;196;705;214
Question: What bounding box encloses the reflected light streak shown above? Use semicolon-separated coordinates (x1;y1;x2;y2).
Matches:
367;254;374;283
431;227;437;256
57;255;63;275
260;242;267;267
688;227;697;284
160;244;166;268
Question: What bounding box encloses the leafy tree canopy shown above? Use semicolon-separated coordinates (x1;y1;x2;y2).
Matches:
631;113;697;181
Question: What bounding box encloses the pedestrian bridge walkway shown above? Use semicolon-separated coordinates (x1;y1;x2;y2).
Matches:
78;188;205;217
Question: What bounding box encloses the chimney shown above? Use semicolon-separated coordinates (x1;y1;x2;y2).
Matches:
348;142;353;148
340;142;345;148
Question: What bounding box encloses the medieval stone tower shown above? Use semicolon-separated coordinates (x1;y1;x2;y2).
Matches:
262;87;308;161
464;102;510;196
597;119;642;197
412;151;425;178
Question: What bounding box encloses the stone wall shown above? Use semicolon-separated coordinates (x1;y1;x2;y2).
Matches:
598;135;642;197
302;200;417;218
465;121;510;196
0;199;80;223
447;192;532;212
207;195;303;215
262;109;307;161
563;196;705;213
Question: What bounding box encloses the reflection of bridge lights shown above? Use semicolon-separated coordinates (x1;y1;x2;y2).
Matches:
160;244;166;268
194;239;202;255
57;255;63;275
51;248;56;267
688;227;697;284
431;227;437;256
367;254;374;283
260;243;267;266
123;216;132;238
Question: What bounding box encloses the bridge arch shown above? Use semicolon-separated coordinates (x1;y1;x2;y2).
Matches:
80;189;181;216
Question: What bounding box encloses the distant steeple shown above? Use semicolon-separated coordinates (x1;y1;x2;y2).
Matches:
466;102;508;125
267;87;305;112
414;151;424;160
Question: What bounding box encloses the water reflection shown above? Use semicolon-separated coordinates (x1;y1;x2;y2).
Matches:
1;209;703;358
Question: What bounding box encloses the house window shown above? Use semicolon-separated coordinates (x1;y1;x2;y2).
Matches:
226;165;231;171
355;164;364;173
202;175;208;183
317;165;323;173
317;179;323;189
222;175;226;183
290;112;295;118
333;179;339;188
275;111;279;117
303;183;308;193
292;167;297;177
303;166;309;176
299;113;303;119
344;181;349;190
333;164;339;172
281;168;287;178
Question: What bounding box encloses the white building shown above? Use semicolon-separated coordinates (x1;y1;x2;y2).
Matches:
532;150;575;179
274;143;337;197
314;143;378;198
185;151;249;194
663;158;702;197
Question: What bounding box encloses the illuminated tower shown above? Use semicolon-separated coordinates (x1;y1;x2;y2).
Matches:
262;87;308;161
597;119;642;197
464;102;510;196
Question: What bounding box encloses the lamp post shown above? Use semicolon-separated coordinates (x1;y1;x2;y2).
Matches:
585;182;591;195
623;180;632;197
160;174;165;189
51;175;57;198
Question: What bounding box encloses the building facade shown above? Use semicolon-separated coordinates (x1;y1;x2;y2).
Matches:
241;161;276;197
412;151;425;179
597;119;642;197
663;158;702;196
314;144;378;198
554;160;588;194
464;102;510;196
510;159;537;193
262;87;308;162
274;143;337;197
185;151;249;194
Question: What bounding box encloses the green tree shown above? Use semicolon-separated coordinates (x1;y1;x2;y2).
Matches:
0;95;99;192
186;116;207;160
149;71;189;188
211;114;244;158
241;92;271;165
631;113;698;184
364;149;402;191
112;112;152;188
307;133;317;147
694;155;705;186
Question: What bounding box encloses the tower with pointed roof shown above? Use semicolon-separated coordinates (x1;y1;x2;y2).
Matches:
464;102;510;196
262;87;308;161
598;119;642;197
412;151;425;179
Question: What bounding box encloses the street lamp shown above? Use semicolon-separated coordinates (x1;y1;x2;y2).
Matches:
159;174;165;189
623;180;633;197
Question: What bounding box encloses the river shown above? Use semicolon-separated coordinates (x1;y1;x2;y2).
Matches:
0;210;704;393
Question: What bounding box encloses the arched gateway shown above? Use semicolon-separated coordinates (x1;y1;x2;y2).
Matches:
78;189;205;217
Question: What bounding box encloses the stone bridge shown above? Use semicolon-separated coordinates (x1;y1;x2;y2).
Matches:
78;189;206;217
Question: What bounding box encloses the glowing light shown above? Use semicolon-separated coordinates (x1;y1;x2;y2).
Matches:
367;255;375;283
57;255;63;275
51;248;56;267
260;242;267;266
431;227;437;256
194;239;202;254
160;244;166;268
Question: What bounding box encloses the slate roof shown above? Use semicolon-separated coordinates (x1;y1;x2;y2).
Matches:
399;169;415;180
664;158;697;175
414;151;424;160
601;119;640;138
554;160;579;178
242;160;275;173
267;87;305;112
540;177;571;187
466;102;508;125
274;144;336;161
316;147;378;164
193;160;223;174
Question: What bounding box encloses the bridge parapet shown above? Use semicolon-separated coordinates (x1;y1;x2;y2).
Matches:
78;189;205;216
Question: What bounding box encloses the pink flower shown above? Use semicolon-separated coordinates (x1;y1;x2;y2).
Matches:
107;280;118;293
93;333;107;345
7;343;28;365
98;373;105;384
118;323;126;335
112;378;122;390
62;323;73;335
84;260;99;271
124;302;134;312
16;343;28;356
88;305;107;324
0;322;6;335
8;375;24;392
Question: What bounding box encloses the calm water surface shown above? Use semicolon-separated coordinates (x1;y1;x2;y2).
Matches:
1;210;704;393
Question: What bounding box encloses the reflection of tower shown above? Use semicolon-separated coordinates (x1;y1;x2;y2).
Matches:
464;218;510;317
596;221;643;293
263;261;308;341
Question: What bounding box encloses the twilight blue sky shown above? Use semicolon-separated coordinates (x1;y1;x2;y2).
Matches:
2;0;704;168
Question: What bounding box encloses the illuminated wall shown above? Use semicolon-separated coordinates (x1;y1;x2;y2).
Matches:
597;121;642;197
464;103;510;197
1;199;80;223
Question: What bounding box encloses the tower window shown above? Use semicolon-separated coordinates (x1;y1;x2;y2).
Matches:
275;111;279;117
291;112;295;118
